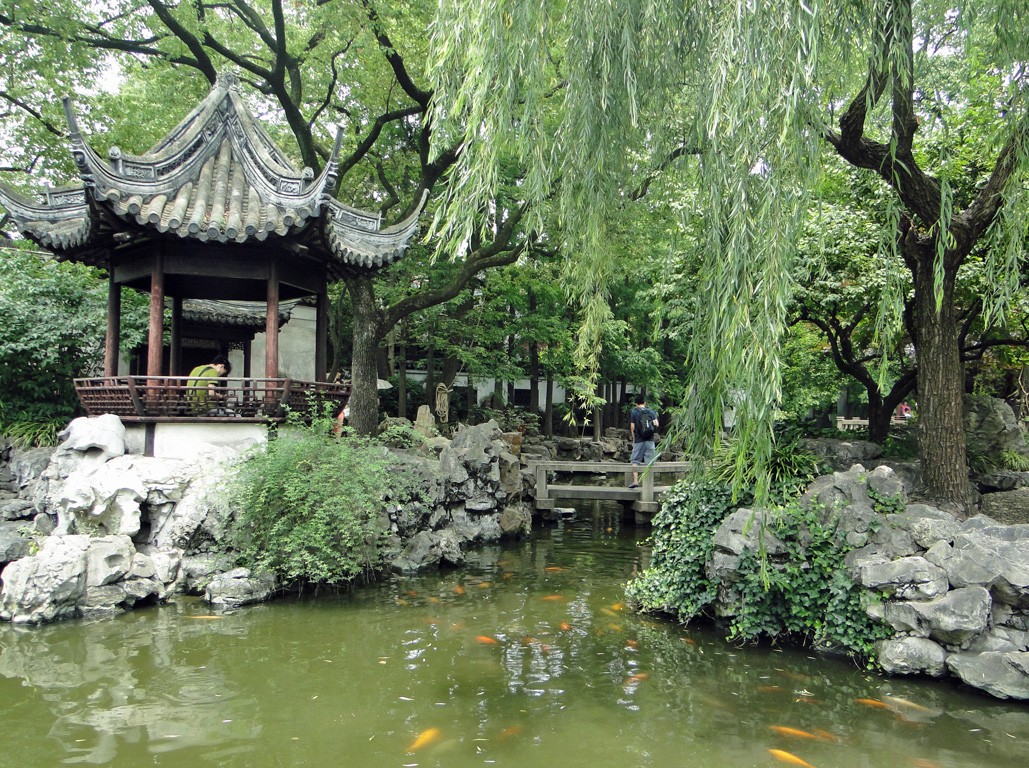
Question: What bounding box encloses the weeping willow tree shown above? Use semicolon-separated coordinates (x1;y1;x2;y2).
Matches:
425;0;1028;508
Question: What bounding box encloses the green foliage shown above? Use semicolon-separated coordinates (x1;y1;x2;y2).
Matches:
0;246;148;423
230;422;414;587
867;486;905;516
1001;449;1029;472
376;421;427;450
966;448;998;475
709;429;825;502
469;404;541;436
881;428;919;460
1;416;66;449
727;504;892;664
626;480;742;617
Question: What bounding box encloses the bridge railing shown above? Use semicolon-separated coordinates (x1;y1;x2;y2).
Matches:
529;460;694;515
73;376;350;423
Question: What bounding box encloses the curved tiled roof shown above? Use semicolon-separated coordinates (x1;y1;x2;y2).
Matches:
0;183;95;252
182;299;290;328
0;73;424;273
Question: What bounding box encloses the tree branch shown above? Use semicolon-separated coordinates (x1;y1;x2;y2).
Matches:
360;0;431;108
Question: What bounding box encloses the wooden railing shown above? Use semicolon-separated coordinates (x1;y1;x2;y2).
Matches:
73;376;350;422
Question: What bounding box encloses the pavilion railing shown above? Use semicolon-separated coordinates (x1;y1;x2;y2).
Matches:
73;376;350;422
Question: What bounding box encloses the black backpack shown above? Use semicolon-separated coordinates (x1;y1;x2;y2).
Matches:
635;408;656;440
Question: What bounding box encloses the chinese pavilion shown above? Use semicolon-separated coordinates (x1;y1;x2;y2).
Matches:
0;74;423;426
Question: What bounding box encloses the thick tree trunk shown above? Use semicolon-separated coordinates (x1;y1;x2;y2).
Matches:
866;394;890;444
913;250;973;508
347;274;382;436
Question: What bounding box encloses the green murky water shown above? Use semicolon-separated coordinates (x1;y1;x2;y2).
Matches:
1;502;1027;768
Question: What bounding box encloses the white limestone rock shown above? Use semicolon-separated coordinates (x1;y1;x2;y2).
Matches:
0;534;91;623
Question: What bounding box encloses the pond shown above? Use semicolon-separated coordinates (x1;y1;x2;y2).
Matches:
1;502;1027;768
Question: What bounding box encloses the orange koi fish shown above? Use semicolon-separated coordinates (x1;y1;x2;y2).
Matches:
769;726;819;741
476;635;499;645
427;596;441;604
600;608;619;617
811;729;840;744
756;685;784;693
497;725;524;740
910;759;942;768
501;572;514;579
559;621;572;631
854;698;891;710
610;602;625;611
626;639;638;649
544;566;565;572
408;727;441;752
682;637;697;646
453;585;465;595
405;590;418;597
608;623;623;632
624;672;649;684
768;748;816;768
542;595;564;601
478;581;491;588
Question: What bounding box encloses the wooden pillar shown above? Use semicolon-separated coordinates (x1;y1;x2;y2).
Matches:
104;268;121;377
265;258;279;378
169;297;183;375
243;340;252;378
146;251;165;377
315;288;328;382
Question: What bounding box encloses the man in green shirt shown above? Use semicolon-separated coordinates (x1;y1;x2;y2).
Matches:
186;354;231;413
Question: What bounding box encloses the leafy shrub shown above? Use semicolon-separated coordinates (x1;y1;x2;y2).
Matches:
377;421;427;450
709;428;824;502
1001;449;1029;472
1;415;66;448
626;480;743;617
230;422;416;587
727;503;891;664
469;404;541;436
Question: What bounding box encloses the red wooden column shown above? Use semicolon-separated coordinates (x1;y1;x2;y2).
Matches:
104;266;121;376
315;288;328;382
265;258;279;379
146;250;165;377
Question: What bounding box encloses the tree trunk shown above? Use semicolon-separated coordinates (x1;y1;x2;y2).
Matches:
397;325;407;420
346;274;382;435
544;374;554;437
913;247;972;508
528;289;540;415
424;330;436;407
866;393;890;444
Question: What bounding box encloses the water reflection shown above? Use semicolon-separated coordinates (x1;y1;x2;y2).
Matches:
1;501;1026;768
0;602;259;764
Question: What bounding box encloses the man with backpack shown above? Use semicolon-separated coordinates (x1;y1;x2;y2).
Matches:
629;393;659;488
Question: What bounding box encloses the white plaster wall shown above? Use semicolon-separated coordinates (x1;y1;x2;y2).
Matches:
402;371;570;409
252;303;317;381
125;423;268;459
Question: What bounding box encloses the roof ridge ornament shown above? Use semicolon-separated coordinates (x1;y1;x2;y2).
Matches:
216;71;241;92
